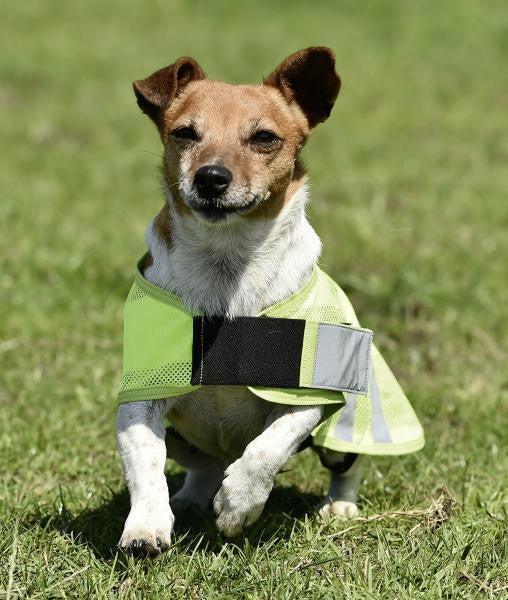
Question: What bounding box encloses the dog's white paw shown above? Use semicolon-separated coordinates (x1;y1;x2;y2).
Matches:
213;459;271;537
318;499;359;520
119;503;174;556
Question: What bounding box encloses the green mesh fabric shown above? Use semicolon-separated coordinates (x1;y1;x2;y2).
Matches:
119;275;197;402
126;282;148;303
297;304;347;324
299;321;319;388
120;361;192;391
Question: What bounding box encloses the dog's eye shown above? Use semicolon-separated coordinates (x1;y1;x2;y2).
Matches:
171;126;199;141
250;130;280;145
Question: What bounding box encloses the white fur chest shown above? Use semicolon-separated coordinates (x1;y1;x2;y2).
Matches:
144;185;321;318
143;185;321;459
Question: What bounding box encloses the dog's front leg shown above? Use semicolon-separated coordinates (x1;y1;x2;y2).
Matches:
213;404;322;537
116;400;174;556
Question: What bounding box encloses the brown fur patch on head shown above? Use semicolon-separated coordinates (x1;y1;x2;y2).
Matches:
160;80;310;219
134;48;340;222
246;157;308;220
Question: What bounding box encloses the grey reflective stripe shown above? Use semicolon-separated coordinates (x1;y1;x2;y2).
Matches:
369;370;392;443
334;393;357;441
312;324;372;394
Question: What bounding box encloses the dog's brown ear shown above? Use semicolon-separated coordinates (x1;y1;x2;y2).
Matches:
264;47;340;128
133;57;205;126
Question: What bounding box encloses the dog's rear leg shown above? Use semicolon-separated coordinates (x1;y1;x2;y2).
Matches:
166;427;225;513
317;449;364;519
213;404;323;537
116;400;174;556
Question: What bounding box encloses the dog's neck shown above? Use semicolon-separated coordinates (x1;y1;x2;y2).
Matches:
144;183;321;318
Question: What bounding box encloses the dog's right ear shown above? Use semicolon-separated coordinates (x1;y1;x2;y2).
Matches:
133;57;205;126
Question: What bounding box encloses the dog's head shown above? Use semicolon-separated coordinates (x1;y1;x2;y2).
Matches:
134;48;340;223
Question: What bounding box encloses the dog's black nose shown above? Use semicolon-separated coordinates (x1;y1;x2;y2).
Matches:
193;165;232;199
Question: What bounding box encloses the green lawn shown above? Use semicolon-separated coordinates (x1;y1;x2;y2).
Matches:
1;1;507;597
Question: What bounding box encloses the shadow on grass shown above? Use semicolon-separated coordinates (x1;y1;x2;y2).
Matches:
25;472;322;561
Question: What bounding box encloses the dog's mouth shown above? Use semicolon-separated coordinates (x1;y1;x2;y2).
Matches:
187;195;260;223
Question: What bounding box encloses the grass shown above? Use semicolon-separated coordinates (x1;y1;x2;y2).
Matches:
1;0;507;597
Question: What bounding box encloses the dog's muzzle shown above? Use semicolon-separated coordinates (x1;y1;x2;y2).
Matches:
189;164;258;221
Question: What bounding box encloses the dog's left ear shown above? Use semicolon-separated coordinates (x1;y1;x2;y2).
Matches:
264;47;340;128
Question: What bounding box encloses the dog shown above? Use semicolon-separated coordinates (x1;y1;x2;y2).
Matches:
116;47;378;556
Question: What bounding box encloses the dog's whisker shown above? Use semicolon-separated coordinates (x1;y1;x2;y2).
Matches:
166;180;185;190
138;149;164;159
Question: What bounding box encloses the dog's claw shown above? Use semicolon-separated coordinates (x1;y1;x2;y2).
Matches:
156;536;169;552
121;537;163;558
118;509;173;557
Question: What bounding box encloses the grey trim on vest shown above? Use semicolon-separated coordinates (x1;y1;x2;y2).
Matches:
312;324;373;394
334;393;357;442
368;370;392;443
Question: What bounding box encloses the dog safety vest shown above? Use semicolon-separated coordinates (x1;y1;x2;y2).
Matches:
119;258;424;456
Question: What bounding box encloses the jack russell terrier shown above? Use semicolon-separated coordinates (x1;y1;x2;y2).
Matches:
116;47;424;556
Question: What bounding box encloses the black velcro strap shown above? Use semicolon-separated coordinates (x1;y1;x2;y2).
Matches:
191;316;305;388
